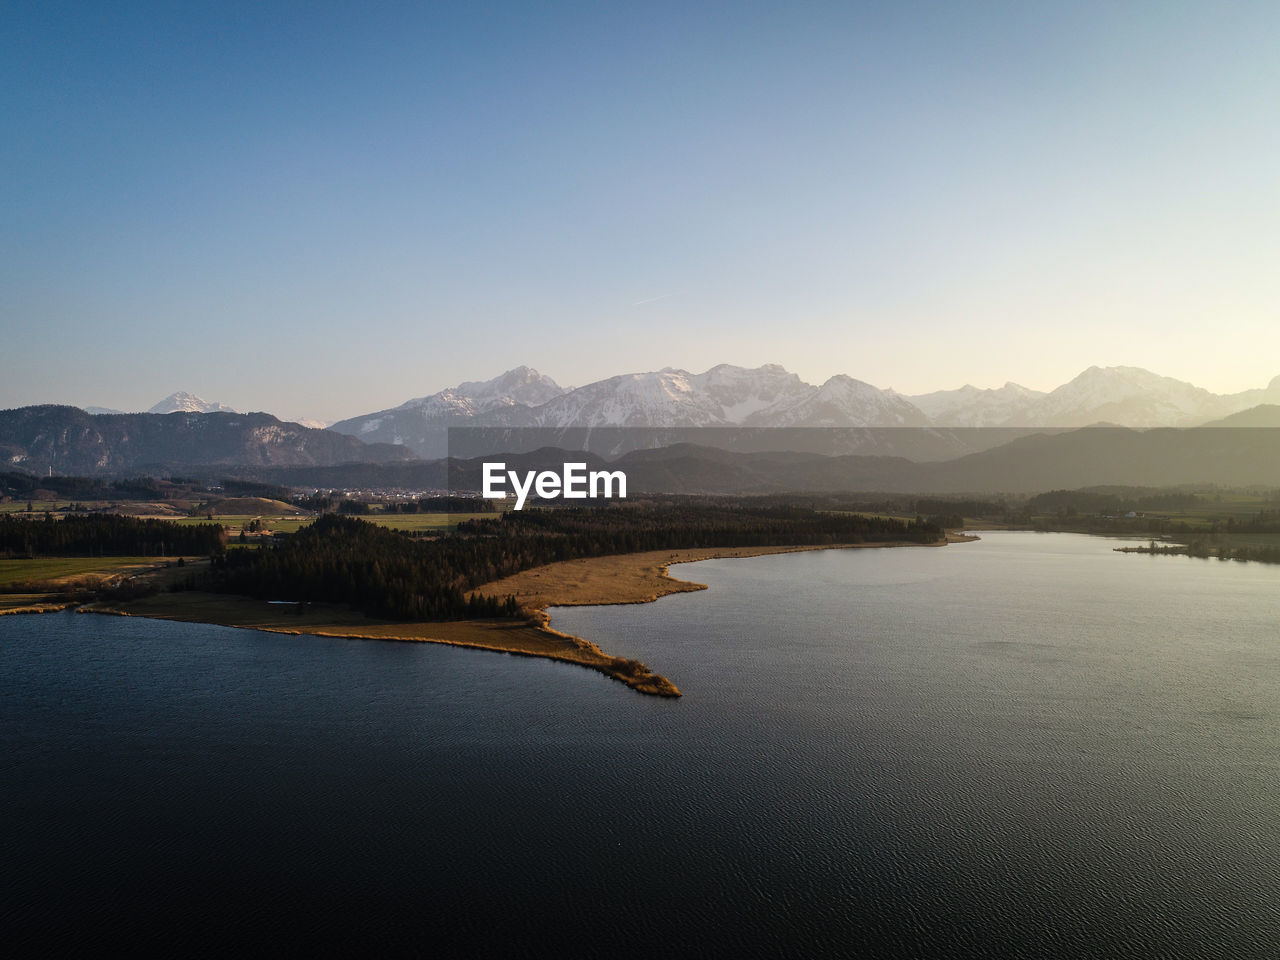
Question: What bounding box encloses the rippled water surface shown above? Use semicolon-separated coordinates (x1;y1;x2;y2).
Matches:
4;532;1280;956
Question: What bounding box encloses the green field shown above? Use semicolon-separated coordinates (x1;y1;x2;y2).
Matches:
170;514;312;529
364;512;495;532
172;512;495;534
0;501;79;513
0;556;165;588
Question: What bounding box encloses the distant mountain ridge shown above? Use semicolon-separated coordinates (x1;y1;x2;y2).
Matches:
14;364;1280;481
329;363;1280;458
0;406;413;476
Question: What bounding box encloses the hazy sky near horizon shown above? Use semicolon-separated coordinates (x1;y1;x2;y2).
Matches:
3;0;1278;420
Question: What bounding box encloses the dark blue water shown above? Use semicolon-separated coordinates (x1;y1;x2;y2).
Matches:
4;532;1280;956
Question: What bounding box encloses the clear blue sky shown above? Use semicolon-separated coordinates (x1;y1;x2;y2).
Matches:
3;0;1277;420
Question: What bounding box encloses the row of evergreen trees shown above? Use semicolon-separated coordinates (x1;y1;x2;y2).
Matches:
0;513;226;558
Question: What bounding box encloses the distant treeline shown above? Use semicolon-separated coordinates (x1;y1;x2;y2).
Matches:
457;503;941;559
518;492;1007;519
910;497;1007;517
292;494;495;515
735;494;1008;520
220;478;295;501
0;472;202;502
0;514;227;558
1074;510;1280;539
381;496;497;513
208;505;941;622
1123;538;1280;564
0;471;298;505
1027;488;1203;516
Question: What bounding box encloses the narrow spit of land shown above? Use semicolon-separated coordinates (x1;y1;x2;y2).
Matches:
8;508;961;695
85;540;960;697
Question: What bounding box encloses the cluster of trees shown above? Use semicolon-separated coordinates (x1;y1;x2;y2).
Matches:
213;514;519;620
0;514;226;558
1212;542;1280;563
208;504;942;622
220;478;294;501
292;492;334;512
1221;510;1280;534
1129;538;1280;564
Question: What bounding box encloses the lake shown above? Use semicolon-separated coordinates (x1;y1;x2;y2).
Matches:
3;531;1279;956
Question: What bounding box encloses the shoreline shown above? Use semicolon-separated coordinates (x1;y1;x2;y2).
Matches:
57;537;969;697
0;599;79;616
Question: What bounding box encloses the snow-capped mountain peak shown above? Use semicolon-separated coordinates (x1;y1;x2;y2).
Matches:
454;365;566;409
396;366;566;416
148;392;237;415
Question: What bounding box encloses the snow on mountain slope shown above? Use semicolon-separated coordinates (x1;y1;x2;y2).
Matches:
326;363;1280;458
1010;366;1241;427
529;370;727;427
757;375;931;427
528;364;825;428
329;366;565;454
452;365;567;411
387;366;565;419
148;392;237;414
689;363;814;422
328;363;923;454
908;382;1046;427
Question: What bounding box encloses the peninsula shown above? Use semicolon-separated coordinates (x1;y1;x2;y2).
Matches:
6;505;949;696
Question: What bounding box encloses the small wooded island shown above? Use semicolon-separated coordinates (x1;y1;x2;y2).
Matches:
2;503;946;696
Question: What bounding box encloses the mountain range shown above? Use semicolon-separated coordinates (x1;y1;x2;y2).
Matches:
76;365;1280;459
328;363;1280;458
13;363;1280;486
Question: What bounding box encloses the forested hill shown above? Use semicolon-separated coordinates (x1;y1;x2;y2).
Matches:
213;508;942;621
0;405;414;476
